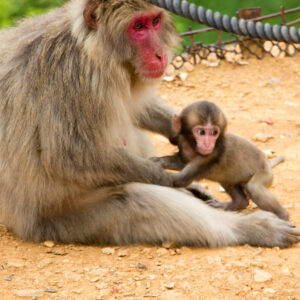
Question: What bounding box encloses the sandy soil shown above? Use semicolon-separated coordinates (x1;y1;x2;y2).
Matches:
0;54;300;300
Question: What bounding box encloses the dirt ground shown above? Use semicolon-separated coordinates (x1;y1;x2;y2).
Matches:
1;54;300;300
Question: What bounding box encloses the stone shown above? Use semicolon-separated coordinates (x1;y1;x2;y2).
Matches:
43;241;55;248
118;250;128;257
253;132;274;143
5;275;13;281
267;77;283;86
178;72;188;81
101;247;115;255
14;289;44;298
136;262;148;270
156;248;168;256
262;149;276;159
6;260;26;268
45;288;57;293
280;267;291;276
165;282;175;289
253;268;272;282
264;288;276;294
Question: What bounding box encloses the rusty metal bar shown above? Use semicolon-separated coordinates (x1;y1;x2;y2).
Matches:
287;19;300;26
250;7;300;23
180;28;215;37
280;6;287;24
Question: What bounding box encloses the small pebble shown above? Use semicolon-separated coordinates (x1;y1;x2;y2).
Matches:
253;132;274;143
280;267;291;276
101;247;115;255
45;288;57;293
14;289;44;298
136;262;148;270
43;241;55;248
165;282;175;289
254;268;272;282
118;250;128;257
5;275;13;281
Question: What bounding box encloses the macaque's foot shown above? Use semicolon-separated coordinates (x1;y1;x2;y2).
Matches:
206;198;227;209
240;211;300;248
186;182;220;202
206;199;249;211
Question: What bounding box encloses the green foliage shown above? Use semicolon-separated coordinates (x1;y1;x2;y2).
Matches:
0;0;68;27
0;0;299;44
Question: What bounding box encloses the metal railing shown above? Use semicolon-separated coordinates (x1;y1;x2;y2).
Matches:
169;6;300;69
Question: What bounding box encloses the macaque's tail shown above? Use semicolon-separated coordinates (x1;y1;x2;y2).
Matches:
269;155;285;168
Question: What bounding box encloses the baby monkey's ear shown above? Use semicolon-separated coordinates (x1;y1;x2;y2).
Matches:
172;113;182;135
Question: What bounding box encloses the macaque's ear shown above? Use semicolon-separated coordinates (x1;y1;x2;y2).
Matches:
224;125;228;134
223;116;228;134
83;0;101;29
173;114;182;134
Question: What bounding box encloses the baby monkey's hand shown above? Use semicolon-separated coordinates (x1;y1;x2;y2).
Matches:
149;156;168;169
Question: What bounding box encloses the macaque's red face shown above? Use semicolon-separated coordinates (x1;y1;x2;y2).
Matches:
192;124;220;155
127;11;168;78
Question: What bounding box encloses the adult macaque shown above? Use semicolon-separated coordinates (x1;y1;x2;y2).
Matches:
153;101;289;220
0;0;298;247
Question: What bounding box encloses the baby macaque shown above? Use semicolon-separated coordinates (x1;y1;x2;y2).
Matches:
152;101;289;220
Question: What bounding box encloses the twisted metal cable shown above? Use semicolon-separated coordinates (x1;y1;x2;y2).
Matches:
147;0;300;43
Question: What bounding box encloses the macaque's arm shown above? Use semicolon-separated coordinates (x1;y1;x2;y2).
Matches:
171;156;208;187
136;96;178;144
150;153;185;171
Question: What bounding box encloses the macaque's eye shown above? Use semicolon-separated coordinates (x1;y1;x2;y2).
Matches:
197;129;205;135
152;16;160;25
211;130;219;136
134;23;144;30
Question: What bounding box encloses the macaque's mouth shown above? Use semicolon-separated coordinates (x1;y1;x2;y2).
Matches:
143;69;165;78
197;147;213;156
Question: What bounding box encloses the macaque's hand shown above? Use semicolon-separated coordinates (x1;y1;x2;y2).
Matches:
170;173;191;187
149;159;188;187
149;156;168;169
159;171;176;187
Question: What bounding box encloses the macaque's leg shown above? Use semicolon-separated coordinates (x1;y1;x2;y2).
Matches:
224;185;249;210
150;153;185;170
206;185;249;211
244;173;289;220
46;183;299;248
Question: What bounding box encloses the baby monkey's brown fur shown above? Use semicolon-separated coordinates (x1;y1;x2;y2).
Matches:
154;101;289;220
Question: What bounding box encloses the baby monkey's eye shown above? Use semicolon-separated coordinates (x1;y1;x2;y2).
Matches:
211;130;219;136
197;129;205;135
152;16;160;25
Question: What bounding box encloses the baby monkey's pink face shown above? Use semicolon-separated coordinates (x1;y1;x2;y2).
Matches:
192;123;220;155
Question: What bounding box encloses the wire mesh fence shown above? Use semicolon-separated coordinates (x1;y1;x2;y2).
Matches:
171;7;300;70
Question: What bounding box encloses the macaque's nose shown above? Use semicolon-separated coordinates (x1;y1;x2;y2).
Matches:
156;54;162;60
203;136;210;147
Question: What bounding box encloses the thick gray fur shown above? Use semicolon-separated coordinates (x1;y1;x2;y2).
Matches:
0;0;299;247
